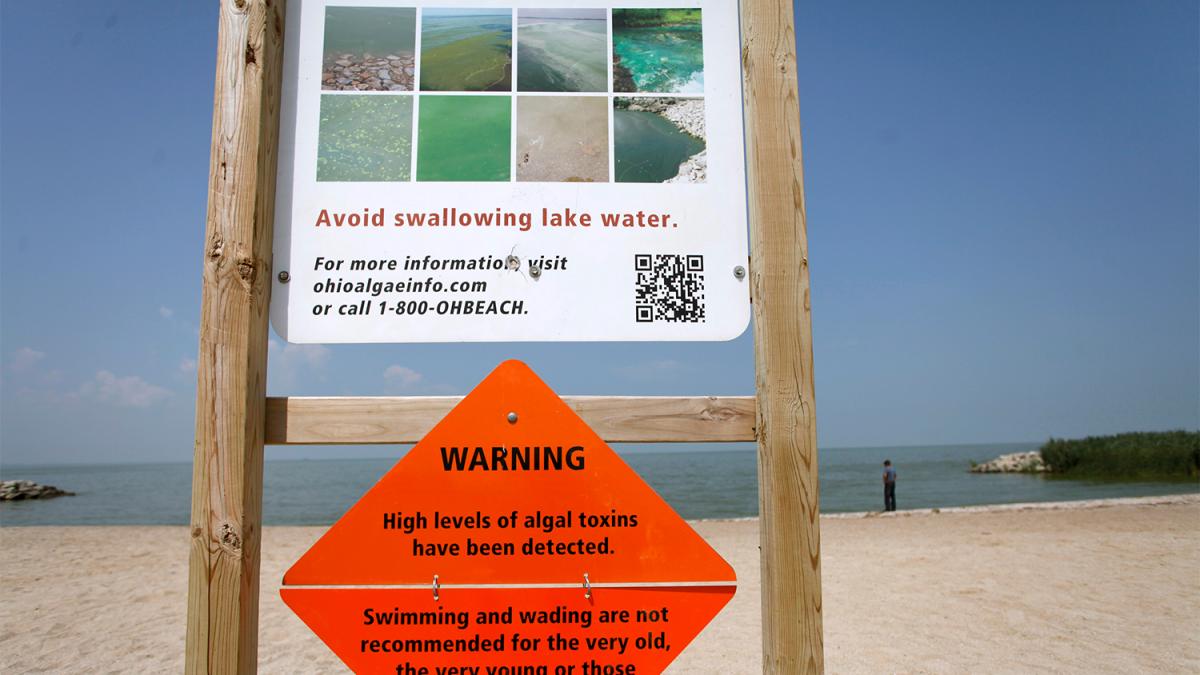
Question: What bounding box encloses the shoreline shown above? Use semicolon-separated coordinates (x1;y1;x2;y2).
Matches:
697;493;1200;523
3;498;1196;672
819;491;1200;519
2;493;1196;527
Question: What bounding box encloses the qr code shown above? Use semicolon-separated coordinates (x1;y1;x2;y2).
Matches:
634;254;706;323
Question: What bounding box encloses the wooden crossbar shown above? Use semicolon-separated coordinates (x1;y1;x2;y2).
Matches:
265;395;756;445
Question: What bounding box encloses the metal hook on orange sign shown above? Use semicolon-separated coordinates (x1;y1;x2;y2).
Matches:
583;573;591;600
432;575;440;601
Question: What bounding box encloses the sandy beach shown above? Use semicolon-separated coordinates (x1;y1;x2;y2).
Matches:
2;495;1197;673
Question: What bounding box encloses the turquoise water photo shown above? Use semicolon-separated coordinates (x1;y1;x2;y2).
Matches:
613;9;704;94
517;10;607;92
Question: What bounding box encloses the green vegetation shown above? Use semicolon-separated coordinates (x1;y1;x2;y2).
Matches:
1039;431;1200;480
612;9;701;28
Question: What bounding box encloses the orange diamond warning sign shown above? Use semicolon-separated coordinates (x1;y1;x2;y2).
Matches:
281;360;736;673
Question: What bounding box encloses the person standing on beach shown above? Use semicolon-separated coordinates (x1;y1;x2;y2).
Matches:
883;460;897;512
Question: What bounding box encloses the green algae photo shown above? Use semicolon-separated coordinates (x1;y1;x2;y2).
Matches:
317;95;413;182
420;9;512;92
614;97;705;183
322;7;416;91
517;9;607;93
417;96;511;181
612;9;704;94
516;96;608;182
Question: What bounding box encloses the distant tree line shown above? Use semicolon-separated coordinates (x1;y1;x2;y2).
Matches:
613;9;702;28
1039;430;1199;480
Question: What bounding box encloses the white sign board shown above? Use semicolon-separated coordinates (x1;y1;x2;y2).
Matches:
271;0;749;342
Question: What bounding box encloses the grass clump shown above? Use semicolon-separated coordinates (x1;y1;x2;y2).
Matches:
1039;431;1200;481
612;9;701;28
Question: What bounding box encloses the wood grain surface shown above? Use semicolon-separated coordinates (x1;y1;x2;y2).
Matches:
740;0;825;670
186;1;286;672
265;395;757;444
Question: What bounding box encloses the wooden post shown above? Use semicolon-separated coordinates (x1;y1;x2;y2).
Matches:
740;0;824;671
186;0;286;672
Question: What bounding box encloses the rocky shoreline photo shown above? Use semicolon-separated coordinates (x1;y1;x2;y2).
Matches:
322;52;415;92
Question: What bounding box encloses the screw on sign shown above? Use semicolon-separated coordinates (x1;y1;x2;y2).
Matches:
281;361;736;674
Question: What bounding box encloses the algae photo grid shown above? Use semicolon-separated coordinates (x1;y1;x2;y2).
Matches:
314;5;709;183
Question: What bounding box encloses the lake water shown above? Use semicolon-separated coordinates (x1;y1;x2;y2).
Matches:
614;109;704;182
317;95;413;182
612;24;704;94
420;13;512;91
323;6;416;58
516;96;608;182
517;18;607;92
417;95;510;181
2;444;1196;526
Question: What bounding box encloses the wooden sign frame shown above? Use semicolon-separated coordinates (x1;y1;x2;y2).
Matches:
185;0;822;672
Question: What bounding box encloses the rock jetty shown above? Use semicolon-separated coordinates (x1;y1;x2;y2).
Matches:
323;52;415;91
970;451;1048;474
2;480;75;501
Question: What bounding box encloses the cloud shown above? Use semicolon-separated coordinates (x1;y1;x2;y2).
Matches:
77;370;171;407
271;342;331;368
267;340;332;390
179;357;197;373
9;347;45;372
159;306;174;319
383;365;424;388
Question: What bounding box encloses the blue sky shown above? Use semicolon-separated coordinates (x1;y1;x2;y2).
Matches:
1;1;1196;465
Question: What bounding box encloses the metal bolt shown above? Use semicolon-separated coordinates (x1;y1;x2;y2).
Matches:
507;411;518;424
529;264;542;279
278;270;290;283
506;255;521;271
733;266;746;280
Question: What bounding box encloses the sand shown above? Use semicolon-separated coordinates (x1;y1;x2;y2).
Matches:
2;495;1197;673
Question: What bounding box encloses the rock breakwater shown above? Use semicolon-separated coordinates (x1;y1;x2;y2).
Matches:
970;451;1047;473
2;480;75;501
